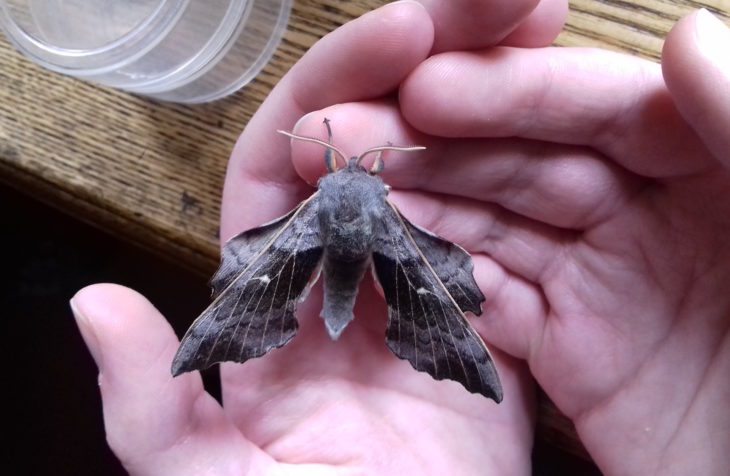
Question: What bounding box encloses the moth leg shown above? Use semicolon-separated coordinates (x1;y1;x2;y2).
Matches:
323;118;338;173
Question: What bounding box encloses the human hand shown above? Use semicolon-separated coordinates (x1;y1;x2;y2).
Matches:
71;1;568;474
289;7;730;475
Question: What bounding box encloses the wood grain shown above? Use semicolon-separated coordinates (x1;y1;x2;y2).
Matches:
1;0;728;463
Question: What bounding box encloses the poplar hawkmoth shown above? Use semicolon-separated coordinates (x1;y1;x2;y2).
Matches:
171;119;503;402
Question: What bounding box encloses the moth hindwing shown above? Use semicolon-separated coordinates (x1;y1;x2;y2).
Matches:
171;126;503;402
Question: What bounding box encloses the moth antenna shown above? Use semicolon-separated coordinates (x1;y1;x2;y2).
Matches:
356;144;427;168
277;130;348;168
322;118;337;172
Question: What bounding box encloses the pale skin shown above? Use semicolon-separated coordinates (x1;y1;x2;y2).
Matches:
71;1;730;474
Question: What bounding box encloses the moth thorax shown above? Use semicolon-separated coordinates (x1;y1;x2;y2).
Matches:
318;166;383;261
322;214;375;261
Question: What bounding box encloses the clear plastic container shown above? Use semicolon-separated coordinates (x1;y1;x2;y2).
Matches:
0;0;291;103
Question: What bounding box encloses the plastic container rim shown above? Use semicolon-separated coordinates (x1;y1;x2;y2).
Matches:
0;0;192;74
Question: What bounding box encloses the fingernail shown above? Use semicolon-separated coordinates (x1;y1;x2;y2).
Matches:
696;9;730;61
70;296;103;368
292;111;317;134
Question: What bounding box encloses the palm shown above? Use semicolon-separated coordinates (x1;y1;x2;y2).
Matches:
533;172;727;391
524;170;730;470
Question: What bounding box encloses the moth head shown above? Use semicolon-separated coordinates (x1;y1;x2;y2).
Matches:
277;121;425;176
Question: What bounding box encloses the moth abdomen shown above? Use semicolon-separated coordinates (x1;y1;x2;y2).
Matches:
320;253;370;340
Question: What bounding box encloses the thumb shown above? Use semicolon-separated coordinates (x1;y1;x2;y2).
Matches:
71;283;274;475
662;9;730;168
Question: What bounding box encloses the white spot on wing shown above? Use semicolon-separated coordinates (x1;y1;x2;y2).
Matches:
254;275;271;284
416;287;429;295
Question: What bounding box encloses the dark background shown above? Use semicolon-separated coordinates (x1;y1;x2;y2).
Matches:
2;183;599;475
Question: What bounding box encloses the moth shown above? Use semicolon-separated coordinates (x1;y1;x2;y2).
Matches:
171;119;503;402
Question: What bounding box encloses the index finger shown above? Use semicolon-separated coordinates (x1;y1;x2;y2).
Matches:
221;2;434;241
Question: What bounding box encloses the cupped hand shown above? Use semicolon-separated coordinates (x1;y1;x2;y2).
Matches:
71;1;569;474
289;8;730;475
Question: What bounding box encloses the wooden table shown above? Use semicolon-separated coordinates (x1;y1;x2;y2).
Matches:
2;0;728;461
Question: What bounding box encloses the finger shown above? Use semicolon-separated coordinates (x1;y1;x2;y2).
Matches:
221;2;434;241
418;0;541;52
663;9;730;168
471;255;548;361
400;46;717;178
291;102;646;230
500;0;569;47
392;139;644;230
71;284;274;474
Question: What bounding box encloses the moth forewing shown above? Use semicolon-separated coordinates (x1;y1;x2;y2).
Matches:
171;193;324;377
371;200;503;402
